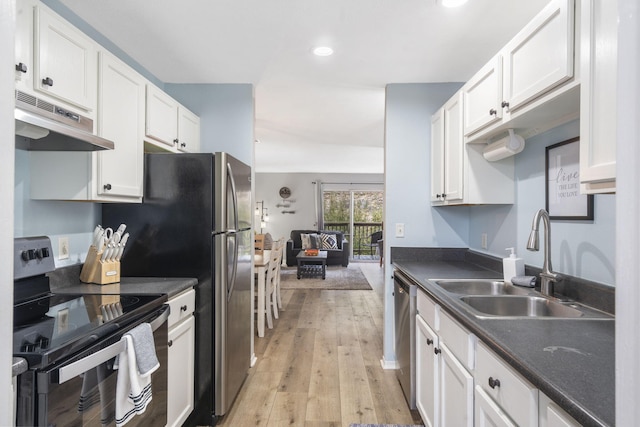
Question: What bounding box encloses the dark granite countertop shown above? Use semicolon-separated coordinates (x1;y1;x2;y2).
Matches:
48;263;198;298
52;276;198;298
393;252;614;427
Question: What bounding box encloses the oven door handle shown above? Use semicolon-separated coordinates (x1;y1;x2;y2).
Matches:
57;305;170;384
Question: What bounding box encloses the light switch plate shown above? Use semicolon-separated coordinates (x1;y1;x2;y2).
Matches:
395;223;405;238
58;236;70;260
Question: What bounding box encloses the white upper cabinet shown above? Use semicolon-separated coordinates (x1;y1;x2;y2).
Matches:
502;0;574;111
96;50;145;200
34;4;97;112
30;50;145;202
431;92;464;205
146;84;179;149
462;0;578;143
579;0;617;194
15;0;34;91
463;55;503;136
431;91;514;206
178;106;201;153
145;84;201;153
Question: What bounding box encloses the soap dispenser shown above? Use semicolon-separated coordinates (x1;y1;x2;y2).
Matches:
503;247;524;284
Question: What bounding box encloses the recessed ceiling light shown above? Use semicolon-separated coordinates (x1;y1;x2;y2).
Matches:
313;46;334;57
441;0;468;7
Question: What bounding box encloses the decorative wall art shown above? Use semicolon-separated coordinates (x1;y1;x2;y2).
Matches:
545;137;594;220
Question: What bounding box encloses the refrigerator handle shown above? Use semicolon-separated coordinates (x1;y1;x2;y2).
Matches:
226;162;239;232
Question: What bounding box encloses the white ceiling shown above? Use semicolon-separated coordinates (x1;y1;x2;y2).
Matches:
59;0;550;173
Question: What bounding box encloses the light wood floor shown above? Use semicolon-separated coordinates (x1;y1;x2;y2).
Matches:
216;263;423;427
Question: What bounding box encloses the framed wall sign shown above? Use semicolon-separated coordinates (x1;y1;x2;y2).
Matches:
545;137;594;220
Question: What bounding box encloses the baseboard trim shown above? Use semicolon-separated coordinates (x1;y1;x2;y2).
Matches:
380;356;399;370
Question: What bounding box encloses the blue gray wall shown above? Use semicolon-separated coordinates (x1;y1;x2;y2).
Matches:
469;119;616;286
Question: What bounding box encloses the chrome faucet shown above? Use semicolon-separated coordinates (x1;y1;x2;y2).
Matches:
526;209;561;297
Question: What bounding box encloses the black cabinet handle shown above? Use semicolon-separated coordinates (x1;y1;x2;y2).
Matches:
488;377;501;389
426;338;433;346
103;183;112;191
181;142;186;148
442;193;447;199
489;108;497;116
180;305;188;312
434;347;441;355
173;138;179;145
42;77;53;86
168;340;173;347
16;63;28;73
501;101;510;108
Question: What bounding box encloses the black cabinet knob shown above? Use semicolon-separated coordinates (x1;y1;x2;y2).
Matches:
16;63;28;73
501;101;510;108
434;347;441;355
168;340;173;347
442;193;447;199
104;183;112;191
173;138;179;145
426;338;433;346
489;108;497;116
42;77;53;86
181;142;186;148
488;377;501;389
180;305;188;312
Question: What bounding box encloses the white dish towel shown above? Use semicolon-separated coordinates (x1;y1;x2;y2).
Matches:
114;322;159;427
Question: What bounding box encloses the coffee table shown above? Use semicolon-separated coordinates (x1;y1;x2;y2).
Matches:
296;251;328;279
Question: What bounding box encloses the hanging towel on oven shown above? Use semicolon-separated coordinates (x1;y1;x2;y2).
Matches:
114;322;159;427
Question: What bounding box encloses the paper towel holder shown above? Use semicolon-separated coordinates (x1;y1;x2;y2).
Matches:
482;129;525;161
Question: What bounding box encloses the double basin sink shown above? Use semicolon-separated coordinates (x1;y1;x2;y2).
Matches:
433;279;612;319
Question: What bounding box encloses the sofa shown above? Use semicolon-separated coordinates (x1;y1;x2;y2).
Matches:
286;230;349;267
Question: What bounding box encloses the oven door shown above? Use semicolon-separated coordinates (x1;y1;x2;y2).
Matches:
20;305;169;427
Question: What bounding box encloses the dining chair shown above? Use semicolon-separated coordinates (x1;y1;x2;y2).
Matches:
272;238;285;310
265;243;282;326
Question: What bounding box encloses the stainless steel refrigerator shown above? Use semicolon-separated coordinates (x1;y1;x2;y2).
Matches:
103;152;252;425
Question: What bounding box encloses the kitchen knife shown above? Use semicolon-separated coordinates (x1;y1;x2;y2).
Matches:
115;233;129;262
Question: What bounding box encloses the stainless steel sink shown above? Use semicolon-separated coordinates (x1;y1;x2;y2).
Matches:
458;295;612;319
433;279;533;296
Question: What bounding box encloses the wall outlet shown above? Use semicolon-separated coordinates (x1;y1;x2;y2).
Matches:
481;233;488;249
395;223;405;238
58;236;70;260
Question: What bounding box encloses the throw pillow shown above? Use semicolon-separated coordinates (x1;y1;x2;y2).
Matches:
301;233;320;249
320;233;338;250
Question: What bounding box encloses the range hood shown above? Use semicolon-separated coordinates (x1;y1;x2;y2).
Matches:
14;90;114;151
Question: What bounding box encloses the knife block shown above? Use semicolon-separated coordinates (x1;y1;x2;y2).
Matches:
80;245;121;284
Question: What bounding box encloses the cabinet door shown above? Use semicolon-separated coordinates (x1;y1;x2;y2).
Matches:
430;108;446;203
146;84;179;147
442;93;464;204
463;55;503;136
539;393;581;427
416;315;439;427
15;0;33;91
439;343;473;427
34;5;97;111
475;385;517;427
503;0;574;110
178;106;201;153
167;315;195;427
97;51;144;199
579;0;617;193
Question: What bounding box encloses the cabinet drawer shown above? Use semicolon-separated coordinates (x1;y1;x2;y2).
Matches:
417;288;439;330
439;309;475;371
168;288;195;328
476;342;538;427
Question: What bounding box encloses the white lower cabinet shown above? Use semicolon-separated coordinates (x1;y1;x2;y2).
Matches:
416;290;474;427
167;289;196;427
414;287;577;427
539;393;581;427
475;385;517;427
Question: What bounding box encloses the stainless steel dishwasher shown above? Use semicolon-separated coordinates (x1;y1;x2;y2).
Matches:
394;269;417;409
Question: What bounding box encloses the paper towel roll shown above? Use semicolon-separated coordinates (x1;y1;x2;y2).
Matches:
483;129;525;161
